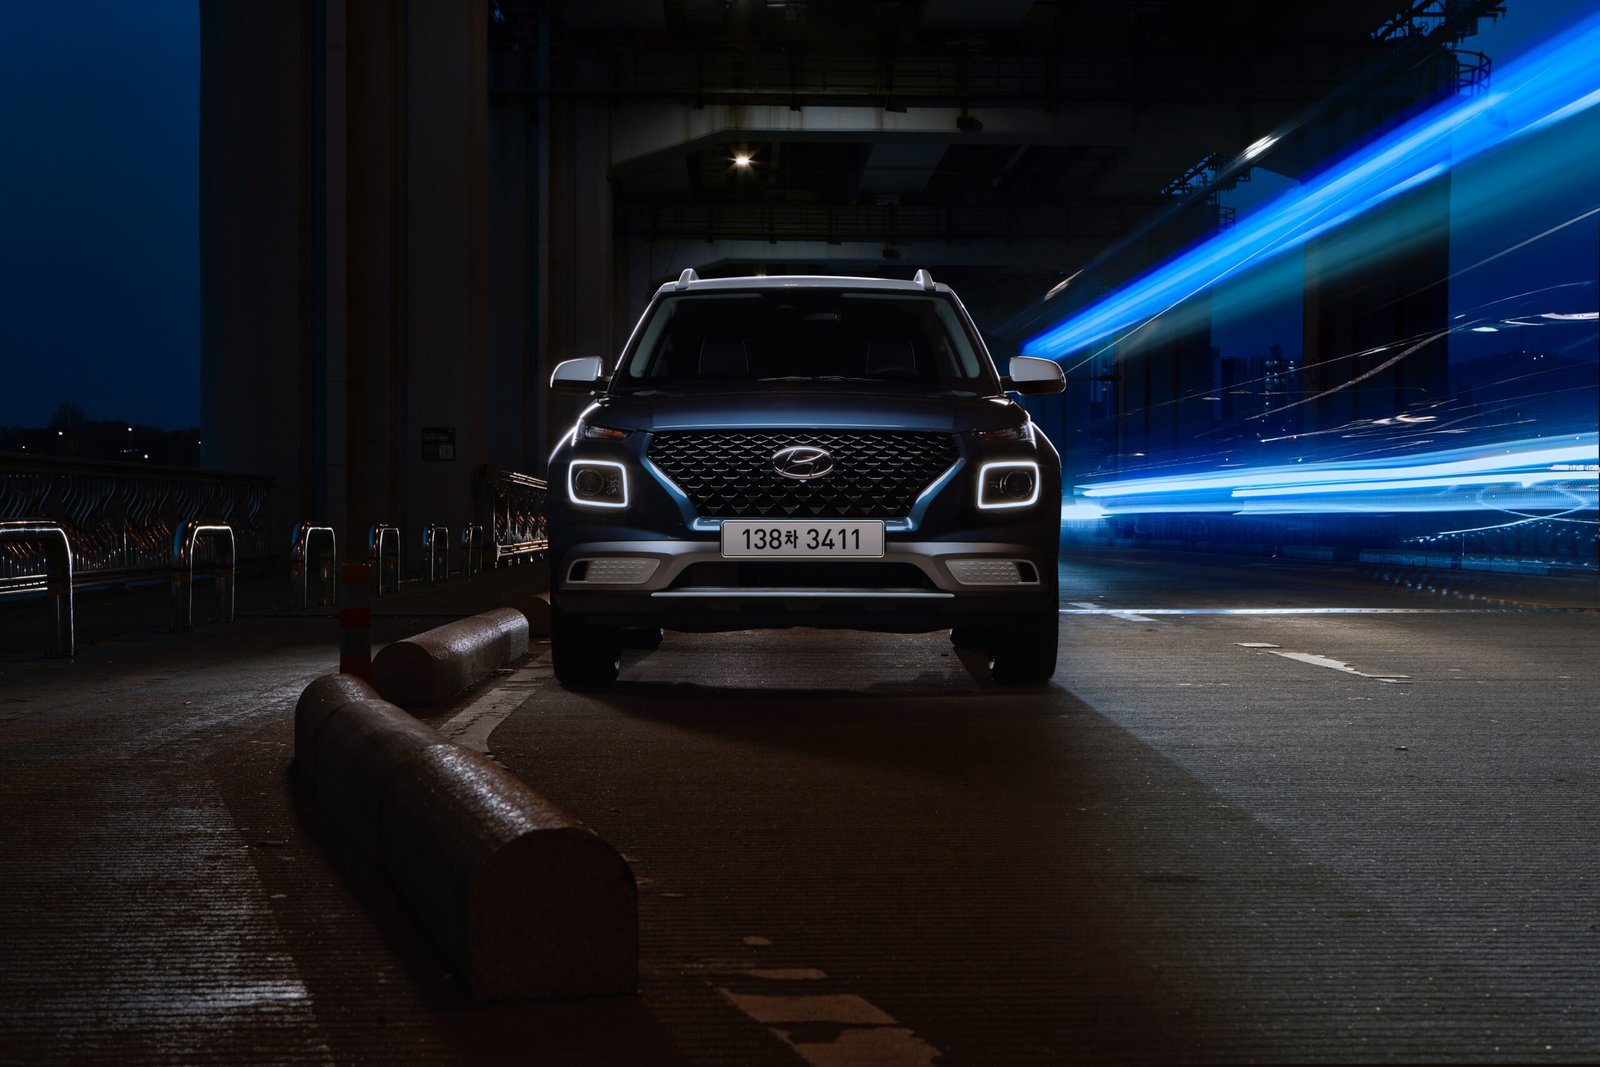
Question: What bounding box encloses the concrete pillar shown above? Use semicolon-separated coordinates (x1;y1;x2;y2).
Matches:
345;0;405;560
542;98;614;457
204;1;492;575
1301;176;1451;432
487;91;536;473
1110;291;1214;471
402;0;489;570
198;1;309;546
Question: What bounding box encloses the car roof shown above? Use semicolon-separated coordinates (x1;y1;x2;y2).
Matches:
654;272;952;296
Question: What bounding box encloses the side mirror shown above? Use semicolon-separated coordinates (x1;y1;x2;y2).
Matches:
1001;356;1065;396
550;357;609;393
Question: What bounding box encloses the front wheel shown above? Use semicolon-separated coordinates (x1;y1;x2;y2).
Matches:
988;610;1059;685
550;603;623;687
949;626;994;650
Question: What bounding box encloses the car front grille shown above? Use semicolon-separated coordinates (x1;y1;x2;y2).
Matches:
647;430;960;519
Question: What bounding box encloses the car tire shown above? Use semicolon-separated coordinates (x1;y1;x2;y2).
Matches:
988;611;1059;685
551;603;622;687
949;626;993;650
621;626;664;650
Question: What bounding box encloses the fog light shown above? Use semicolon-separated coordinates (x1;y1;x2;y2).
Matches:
947;559;1039;585
978;461;1040;510
568;460;629;509
570;557;659;584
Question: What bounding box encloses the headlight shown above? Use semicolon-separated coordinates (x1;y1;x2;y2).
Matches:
572;421;633;443
568;460;629;509
977;460;1040;510
973;420;1035;444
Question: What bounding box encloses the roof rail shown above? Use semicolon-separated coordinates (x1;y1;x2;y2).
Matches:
913;268;935;290
675;268;699;290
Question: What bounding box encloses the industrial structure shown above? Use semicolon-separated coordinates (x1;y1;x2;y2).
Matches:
198;0;1513;566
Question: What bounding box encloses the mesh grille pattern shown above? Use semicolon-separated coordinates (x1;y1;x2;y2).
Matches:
648;430;960;519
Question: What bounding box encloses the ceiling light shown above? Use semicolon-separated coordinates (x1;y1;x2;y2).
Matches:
733;154;752;168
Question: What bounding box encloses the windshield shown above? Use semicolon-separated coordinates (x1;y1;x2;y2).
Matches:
613;289;998;394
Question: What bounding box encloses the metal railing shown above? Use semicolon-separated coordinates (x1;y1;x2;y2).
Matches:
460;523;485;579
424;524;450;583
368;524;400;596
290;523;337;608
172;520;236;633
0;520;74;657
479;467;548;568
1;453;270;595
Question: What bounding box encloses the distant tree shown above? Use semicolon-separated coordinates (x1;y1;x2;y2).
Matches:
48;402;87;432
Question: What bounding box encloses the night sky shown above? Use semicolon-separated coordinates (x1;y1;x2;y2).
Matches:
0;0;197;430
0;1;1593;433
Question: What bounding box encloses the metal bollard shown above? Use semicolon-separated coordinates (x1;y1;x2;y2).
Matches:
339;563;373;681
460;523;484;580
290;523;338;609
0;520;75;658
368;524;400;597
172;521;236;633
424;525;450;583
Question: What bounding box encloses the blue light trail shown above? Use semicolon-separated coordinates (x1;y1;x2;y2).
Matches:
1065;434;1597;517
1023;10;1600;361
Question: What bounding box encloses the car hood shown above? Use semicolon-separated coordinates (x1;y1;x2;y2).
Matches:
587;389;1025;434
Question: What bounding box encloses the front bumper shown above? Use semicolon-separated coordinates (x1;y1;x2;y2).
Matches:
552;536;1057;632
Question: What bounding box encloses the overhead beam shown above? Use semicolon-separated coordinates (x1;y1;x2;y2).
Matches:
609;102;1230;170
614;197;1158;243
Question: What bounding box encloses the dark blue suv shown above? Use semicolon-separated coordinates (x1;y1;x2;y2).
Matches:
546;270;1064;687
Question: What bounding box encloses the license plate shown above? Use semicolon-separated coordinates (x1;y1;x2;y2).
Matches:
720;520;885;558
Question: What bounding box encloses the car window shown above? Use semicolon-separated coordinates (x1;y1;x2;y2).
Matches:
615;290;995;393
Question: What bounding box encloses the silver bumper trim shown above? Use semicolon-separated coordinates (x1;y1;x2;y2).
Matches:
555;538;1042;595
651;589;954;600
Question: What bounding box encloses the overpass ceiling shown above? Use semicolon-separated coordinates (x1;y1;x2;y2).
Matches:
494;1;1494;276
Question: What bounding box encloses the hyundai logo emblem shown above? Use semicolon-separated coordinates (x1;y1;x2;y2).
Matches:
771;444;835;480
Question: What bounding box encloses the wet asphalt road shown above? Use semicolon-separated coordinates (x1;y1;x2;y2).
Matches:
0;550;1595;1063
489;553;1598;1064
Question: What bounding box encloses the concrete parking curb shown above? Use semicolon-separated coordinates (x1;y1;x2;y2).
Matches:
385;744;637;1000
372;606;530;707
293;672;381;798
292;672;638;1000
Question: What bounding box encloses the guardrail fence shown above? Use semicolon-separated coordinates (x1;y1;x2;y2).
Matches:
479;467;548;568
1;454;270;595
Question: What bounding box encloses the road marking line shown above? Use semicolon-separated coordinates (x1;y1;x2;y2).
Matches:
438;664;546;754
780;1027;941;1067
1268;650;1411;683
1236;642;1281;648
720;992;895;1025
713;967;942;1067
